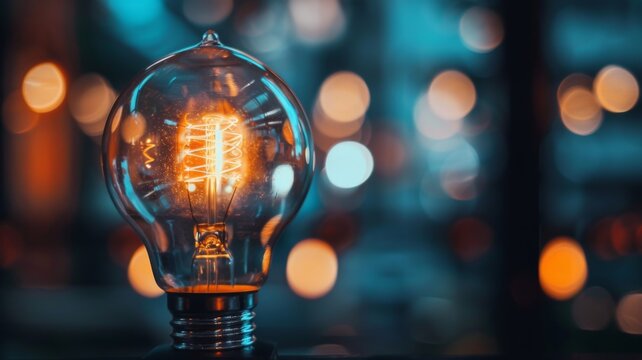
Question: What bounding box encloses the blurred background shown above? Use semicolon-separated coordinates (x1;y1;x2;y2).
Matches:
2;0;642;358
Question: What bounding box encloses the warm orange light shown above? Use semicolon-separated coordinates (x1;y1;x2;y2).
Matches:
179;103;244;226
559;87;603;136
69;73;116;136
128;246;164;298
594;65;639;113
282;121;294;145
287;238;338;299
261;215;282;246
22;62;66;113
557;73;592;104
539;237;587;301
8;111;74;220
318;71;370;123
121;112;147;144
427;70;476;121
143;139;156;169
167;284;259;294
560;87;600;121
262;246;272;275
181;114;243;187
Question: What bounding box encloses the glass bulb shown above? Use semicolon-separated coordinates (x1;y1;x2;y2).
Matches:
102;31;313;351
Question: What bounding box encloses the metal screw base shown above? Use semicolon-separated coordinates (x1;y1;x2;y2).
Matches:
167;291;258;351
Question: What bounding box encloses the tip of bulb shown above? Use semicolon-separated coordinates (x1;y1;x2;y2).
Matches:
200;30;221;46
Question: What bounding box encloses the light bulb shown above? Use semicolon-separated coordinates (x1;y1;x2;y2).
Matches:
102;31;314;352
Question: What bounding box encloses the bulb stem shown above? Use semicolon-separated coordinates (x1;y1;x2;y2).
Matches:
168;291;257;351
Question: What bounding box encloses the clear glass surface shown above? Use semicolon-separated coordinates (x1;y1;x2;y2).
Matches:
102;31;314;293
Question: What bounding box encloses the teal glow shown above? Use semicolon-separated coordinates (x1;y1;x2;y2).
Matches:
130;72;155;113
102;0;194;60
103;0;162;26
229;49;266;71
242;93;269;113
261;78;303;157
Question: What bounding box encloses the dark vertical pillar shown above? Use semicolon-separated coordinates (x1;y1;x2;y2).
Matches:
0;1;8;358
498;0;546;354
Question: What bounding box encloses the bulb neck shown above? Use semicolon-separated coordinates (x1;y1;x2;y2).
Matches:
168;291;257;351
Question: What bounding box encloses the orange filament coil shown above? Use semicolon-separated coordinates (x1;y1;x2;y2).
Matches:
181;114;243;187
143;139;156;169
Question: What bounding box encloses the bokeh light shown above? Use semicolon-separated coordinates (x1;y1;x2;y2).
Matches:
127;246;163;298
588;214;642;258
557;73;593;104
427;70;476;121
325;141;374;189
3;91;39;134
616;293;642;334
539;237;588;301
22;62;66;113
459;7;504;53
286;238;338;299
272;164;295;197
182;0;233;26
559;86;603;135
439;141;480;201
594;65;639;113
69;73;116;137
560;87;601;121
414;93;463;140
234;1;287;53
121;112;147;144
610;217;633;256
318;72;370;123
572;287;614;331
289;0;345;44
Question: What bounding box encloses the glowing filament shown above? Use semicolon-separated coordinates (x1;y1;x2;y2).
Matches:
143;139;156;169
181;113;243;223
